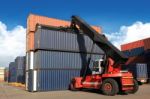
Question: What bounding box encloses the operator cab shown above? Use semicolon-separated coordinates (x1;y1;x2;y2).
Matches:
92;59;104;74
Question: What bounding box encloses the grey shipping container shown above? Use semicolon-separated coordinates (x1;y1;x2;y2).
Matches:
122;47;144;57
27;50;104;70
15;56;26;69
16;69;25;84
27;69;80;92
123;63;148;83
34;25;104;54
8;62;17;82
15;56;26;83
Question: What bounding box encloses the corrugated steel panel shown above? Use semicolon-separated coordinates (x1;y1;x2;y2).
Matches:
26;32;34;52
15;56;26;69
8;62;17;82
123;63;148;80
26;14;102;52
27;14;101;34
136;64;148;79
16;69;25;84
4;68;8;82
27;69;80;91
27;70;34;92
9;58;25;83
34;28;104;54
122;47;144;57
121;40;144;51
144;38;150;50
121;37;150;51
28;50;103;69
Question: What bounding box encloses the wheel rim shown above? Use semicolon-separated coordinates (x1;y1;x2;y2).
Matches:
104;83;112;91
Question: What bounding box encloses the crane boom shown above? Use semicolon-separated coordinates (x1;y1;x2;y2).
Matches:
71;16;128;64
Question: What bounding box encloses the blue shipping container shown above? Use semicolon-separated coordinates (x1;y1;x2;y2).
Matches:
8;62;17;82
27;69;80;92
27;50;103;70
34;26;104;54
16;69;25;84
123;63;148;82
15;56;26;69
122;47;144;57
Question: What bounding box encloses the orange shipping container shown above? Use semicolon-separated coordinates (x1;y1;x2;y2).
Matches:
121;37;150;51
27;14;101;33
144;38;150;50
121;40;144;51
26;14;102;52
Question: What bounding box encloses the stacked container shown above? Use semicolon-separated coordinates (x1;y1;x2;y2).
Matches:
121;37;150;83
122;63;148;83
4;67;9;82
8;62;16;82
26;14;104;92
15;56;26;83
0;67;5;82
8;56;26;83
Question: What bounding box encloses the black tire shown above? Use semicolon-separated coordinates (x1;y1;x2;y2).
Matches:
69;83;77;91
101;78;119;96
127;79;139;94
69;79;78;91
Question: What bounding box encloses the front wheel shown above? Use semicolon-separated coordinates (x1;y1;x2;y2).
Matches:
101;78;119;96
127;79;139;94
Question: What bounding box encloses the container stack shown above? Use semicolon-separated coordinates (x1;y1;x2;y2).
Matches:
8;56;25;84
4;67;9;82
8;62;16;82
121;37;150;83
0;67;5;82
26;14;104;92
15;56;26;83
122;63;148;83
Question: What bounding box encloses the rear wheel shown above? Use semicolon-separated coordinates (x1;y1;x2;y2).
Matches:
127;79;139;94
101;78;119;96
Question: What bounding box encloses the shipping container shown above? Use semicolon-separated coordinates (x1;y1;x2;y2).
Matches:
16;69;25;84
4;67;9;82
27;69;80;92
121;40;144;51
26;14;102;52
15;56;26;83
27;14;101;34
15;56;26;69
8;62;17;82
122;63;148;83
26;50;104;70
34;25;104;54
121;37;150;51
144;38;150;50
8;56;26;83
0;67;5;82
122;47;144;57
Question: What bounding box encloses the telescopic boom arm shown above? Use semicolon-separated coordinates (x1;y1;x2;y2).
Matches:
71;16;128;65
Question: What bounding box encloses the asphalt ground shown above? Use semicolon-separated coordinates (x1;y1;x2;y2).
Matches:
0;82;150;99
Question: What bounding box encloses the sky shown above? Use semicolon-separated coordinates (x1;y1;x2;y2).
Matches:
0;0;150;67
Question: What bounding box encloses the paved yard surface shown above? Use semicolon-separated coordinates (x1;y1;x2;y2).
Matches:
0;82;150;99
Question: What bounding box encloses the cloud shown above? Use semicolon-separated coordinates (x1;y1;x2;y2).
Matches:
0;21;26;67
105;21;150;50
